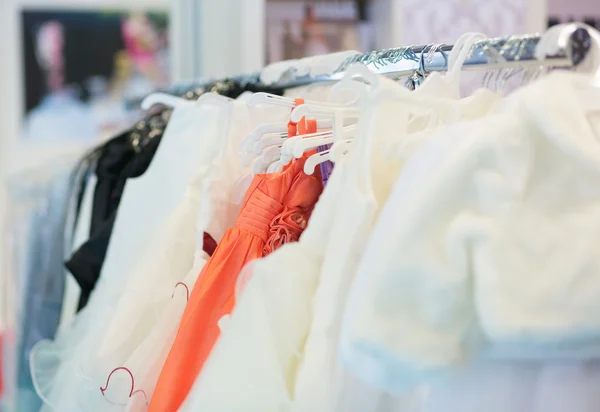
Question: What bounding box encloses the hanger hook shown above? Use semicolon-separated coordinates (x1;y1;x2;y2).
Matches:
418;44;432;76
405;44;434;90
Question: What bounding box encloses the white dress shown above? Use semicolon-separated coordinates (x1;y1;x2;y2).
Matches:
341;72;600;411
181;67;500;411
93;98;288;411
292;75;499;412
99;101;225;292
29;100;227;412
30;96;291;412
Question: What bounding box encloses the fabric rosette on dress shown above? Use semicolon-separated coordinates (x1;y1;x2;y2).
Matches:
264;208;307;254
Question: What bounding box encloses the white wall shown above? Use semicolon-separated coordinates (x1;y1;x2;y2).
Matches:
369;0;546;51
170;0;265;81
369;0;403;49
549;0;600;19
528;0;548;34
0;0;24;162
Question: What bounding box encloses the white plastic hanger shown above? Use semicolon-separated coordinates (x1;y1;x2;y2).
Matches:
280;131;326;167
252;145;282;175
304;150;332;176
303;138;357;175
267;160;283;174
330;138;354;162
241;88;361;162
283;104;359;164
300;64;379;174
416;32;488;98
238;122;287;154
237;117;338;160
300;109;354;175
141;92;190;111
280;130;330;162
246;63;370;175
247;92;359;110
196;92;234;108
247;93;298;109
253;136;287;154
241;151;257;167
303;148;334;175
279;127;343;165
238;118;335;152
279;135;303;166
301;109;355;175
292;125;356;158
289;104;360;124
332;63;381;95
287;64;374;128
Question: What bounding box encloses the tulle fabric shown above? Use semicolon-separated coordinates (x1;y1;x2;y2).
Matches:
30;185;202;412
121;257;206;411
30;262;204;412
30;287;124;412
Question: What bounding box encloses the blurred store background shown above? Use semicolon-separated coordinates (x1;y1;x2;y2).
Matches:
1;0;599;146
21;11;169;141
0;1;599;408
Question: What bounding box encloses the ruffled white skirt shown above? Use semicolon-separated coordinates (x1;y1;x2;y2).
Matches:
31;189;203;411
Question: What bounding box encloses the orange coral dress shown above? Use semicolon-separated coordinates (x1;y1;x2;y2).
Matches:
149;155;323;412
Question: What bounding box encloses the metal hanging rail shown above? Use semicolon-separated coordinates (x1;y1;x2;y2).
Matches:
272;24;593;88
132;24;594;107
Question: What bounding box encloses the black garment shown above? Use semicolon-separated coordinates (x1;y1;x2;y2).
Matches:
66;79;285;311
66;132;161;309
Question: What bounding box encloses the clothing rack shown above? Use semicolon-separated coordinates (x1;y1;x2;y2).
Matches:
132;24;593;107
125;73;263;110
275;25;593;88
